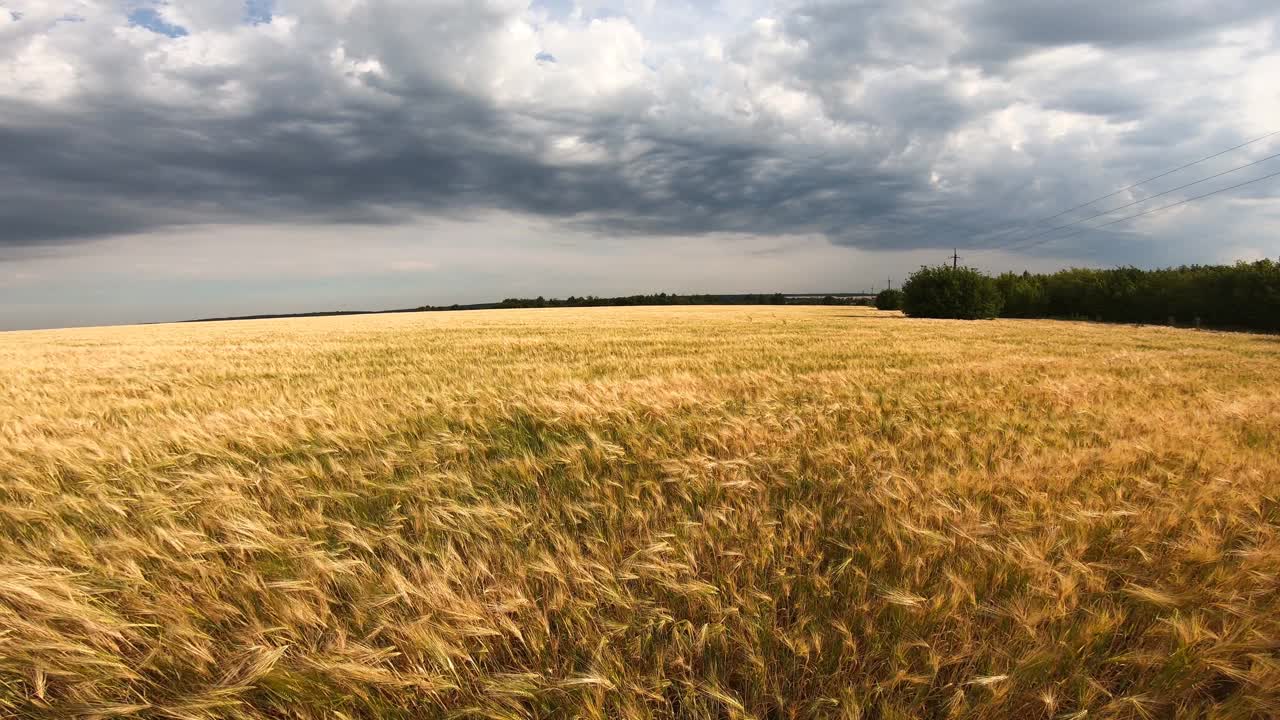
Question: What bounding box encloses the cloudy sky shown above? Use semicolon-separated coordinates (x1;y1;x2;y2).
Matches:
2;0;1278;329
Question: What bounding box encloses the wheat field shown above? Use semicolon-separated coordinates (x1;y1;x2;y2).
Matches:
1;306;1278;719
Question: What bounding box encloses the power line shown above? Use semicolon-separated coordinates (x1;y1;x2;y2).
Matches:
992;149;1280;255
1008;167;1280;255
970;129;1280;244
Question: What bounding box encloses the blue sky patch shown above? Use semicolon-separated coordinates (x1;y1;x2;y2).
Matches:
535;51;557;64
128;8;188;37
245;0;273;25
531;0;574;17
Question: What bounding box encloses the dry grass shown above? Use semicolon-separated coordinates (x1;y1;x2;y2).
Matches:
1;306;1278;719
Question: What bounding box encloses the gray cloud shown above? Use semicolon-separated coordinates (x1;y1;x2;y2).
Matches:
964;0;1277;57
0;0;1277;264
0;92;905;247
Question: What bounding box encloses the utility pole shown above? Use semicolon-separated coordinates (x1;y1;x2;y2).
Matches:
951;248;961;270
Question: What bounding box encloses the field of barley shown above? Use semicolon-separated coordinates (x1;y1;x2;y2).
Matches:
1;306;1278;719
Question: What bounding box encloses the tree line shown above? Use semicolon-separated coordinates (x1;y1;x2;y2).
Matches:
495;293;875;308
888;259;1280;332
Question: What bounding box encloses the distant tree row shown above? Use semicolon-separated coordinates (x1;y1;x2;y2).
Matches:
497;293;789;308
994;261;1280;330
888;259;1280;331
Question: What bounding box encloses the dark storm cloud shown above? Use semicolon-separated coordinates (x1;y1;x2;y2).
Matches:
1043;89;1149;120
0;0;1276;259
0;92;489;245
0;87;928;248
964;0;1277;58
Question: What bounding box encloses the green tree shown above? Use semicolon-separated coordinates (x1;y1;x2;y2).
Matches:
987;259;1280;330
902;266;1003;319
875;288;903;310
994;271;1047;318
